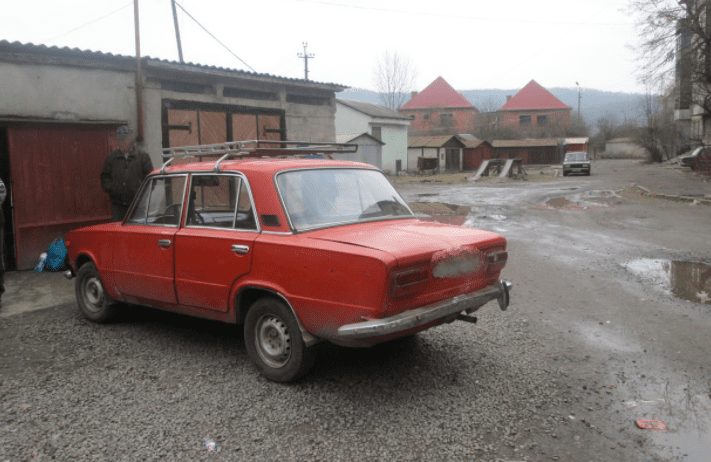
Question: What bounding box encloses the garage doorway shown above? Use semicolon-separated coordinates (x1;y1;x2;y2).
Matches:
0;128;15;270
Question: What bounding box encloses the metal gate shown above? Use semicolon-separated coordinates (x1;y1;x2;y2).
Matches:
7;124;114;269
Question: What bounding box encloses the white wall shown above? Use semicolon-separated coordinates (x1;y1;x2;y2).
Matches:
336;102;408;173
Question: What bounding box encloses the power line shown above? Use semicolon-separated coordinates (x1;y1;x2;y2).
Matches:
174;1;256;72
294;0;632;27
42;2;133;43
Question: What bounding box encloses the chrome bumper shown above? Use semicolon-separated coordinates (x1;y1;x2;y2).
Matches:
336;280;512;340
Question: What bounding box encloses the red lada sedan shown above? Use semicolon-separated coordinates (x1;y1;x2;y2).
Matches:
66;150;511;382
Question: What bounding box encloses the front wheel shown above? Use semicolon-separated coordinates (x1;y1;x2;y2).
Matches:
244;297;315;382
75;262;117;323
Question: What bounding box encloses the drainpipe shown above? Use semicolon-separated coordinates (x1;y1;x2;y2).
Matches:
134;0;145;142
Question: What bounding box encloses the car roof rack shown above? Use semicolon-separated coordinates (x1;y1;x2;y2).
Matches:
159;140;359;173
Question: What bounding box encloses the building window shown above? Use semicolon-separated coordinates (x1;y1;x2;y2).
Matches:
537;115;548;126
371;126;382;141
519;115;532;127
286;94;330;105
440;112;454;127
423;113;430;120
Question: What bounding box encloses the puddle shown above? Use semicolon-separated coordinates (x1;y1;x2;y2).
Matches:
624;259;711;304
545;190;622;210
623;378;711;461
409;202;471;225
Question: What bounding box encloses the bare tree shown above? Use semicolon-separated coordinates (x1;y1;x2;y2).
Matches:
632;0;711;114
373;51;416;111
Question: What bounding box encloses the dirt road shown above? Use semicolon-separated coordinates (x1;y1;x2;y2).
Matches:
401;159;711;461
0;159;709;461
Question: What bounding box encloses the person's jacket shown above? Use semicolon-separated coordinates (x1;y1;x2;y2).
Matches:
100;149;153;207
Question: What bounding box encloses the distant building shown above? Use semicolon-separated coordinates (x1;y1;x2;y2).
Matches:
400;77;479;136
335;99;410;173
498;80;571;135
335;132;384;169
458;134;494;171
407;135;466;172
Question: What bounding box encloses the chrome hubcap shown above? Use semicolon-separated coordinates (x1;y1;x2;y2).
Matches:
83;276;104;312
255;315;291;368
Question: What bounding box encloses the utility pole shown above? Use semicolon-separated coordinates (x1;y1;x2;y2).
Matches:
134;0;144;142
171;0;184;63
575;81;581;121
297;42;315;80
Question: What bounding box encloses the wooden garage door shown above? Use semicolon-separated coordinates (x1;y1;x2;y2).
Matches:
7;124;114;269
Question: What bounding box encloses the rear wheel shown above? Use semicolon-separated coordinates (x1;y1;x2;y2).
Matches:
244;297;315;382
75;262;117;323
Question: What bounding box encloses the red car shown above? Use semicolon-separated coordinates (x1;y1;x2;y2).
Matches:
66;142;512;382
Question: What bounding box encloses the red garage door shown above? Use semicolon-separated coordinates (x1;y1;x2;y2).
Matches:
7;124;115;269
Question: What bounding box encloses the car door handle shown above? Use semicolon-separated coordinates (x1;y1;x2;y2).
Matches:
158;239;172;248
231;244;250;255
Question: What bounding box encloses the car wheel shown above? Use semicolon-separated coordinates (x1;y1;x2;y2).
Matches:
75;262;117;323
244;297;315;382
562;171;568;177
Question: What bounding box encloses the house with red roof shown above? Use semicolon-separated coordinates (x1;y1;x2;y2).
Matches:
400;76;479;136
498;80;571;134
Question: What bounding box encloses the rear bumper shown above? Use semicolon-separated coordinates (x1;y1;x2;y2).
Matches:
336;280;512;340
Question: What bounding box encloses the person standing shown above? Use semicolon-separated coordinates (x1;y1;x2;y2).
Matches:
101;126;153;221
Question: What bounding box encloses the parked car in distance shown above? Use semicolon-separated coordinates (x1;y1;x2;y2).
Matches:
65;142;512;382
679;146;709;169
562;151;591;176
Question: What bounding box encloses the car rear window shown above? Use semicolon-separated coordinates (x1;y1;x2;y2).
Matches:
276;168;412;231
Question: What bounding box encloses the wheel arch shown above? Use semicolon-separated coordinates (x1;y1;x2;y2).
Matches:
235;286;320;346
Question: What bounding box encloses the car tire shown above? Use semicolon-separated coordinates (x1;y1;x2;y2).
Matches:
244;297;315;382
562;171;568;177
75;262;118;323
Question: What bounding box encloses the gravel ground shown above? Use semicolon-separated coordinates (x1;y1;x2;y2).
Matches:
1;159;710;461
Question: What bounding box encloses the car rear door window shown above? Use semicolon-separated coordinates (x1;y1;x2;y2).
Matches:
186;174;257;230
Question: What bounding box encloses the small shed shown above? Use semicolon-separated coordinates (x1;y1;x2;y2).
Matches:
564;137;589;153
407;135;465;172
458;134;494;170
492;138;563;164
335;133;384;169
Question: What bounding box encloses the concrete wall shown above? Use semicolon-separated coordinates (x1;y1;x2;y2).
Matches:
0;61;338;167
335;103;408;173
0;62;134;123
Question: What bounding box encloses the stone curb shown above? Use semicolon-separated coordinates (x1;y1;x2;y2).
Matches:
631;183;711;205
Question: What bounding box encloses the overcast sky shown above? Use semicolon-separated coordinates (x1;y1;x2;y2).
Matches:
1;0;643;93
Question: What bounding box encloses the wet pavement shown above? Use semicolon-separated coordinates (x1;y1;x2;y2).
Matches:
399;159;711;461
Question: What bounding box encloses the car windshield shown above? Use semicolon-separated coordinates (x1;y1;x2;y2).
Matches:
277;168;413;231
565;152;589;162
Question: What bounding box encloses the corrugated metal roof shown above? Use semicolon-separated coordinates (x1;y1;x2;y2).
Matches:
564;137;590;144
408;135;463;148
457;134;487;148
0;40;347;91
401;76;475;110
336;132;384;144
337;99;411;120
500;80;569;111
492;138;561;148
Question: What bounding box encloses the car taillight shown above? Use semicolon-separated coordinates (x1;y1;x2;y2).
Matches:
390;266;429;298
486;250;508;273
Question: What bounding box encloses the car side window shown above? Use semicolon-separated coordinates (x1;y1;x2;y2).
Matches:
187;174;238;228
126;176;186;226
235;180;257;230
